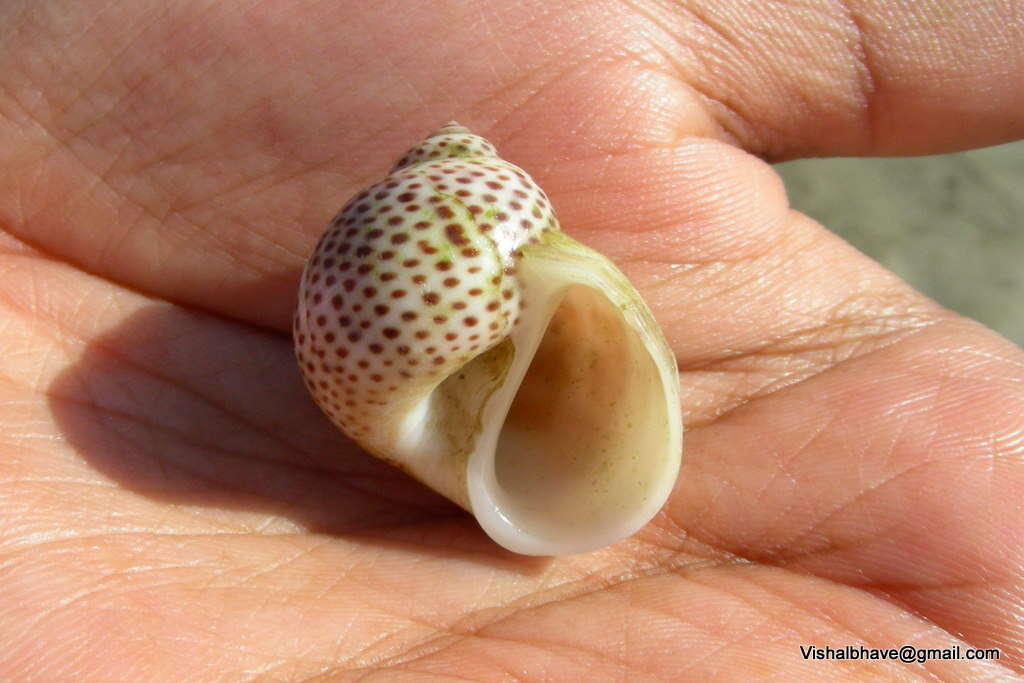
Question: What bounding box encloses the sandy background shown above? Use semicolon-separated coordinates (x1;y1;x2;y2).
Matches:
776;141;1024;348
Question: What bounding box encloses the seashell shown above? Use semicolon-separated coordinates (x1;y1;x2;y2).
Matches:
294;123;682;555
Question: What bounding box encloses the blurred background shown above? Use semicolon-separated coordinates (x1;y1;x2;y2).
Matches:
775;141;1023;348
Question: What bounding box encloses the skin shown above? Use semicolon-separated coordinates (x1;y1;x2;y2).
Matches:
0;0;1022;679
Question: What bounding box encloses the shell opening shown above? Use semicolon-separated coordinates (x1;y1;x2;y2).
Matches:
469;283;678;555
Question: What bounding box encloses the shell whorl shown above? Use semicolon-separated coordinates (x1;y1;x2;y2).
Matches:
390;122;496;171
295;123;556;446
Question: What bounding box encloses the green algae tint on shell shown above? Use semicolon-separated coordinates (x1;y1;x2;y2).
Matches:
294;122;682;555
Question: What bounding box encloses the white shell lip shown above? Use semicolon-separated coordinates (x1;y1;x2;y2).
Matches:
465;237;682;556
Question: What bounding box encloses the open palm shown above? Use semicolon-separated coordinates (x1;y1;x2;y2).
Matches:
1;1;1022;679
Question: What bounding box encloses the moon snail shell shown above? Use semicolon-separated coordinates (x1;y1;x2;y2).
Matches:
294;123;683;555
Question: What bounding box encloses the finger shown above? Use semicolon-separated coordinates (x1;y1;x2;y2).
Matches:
542;138;949;425
4;0;1019;330
643;0;1024;158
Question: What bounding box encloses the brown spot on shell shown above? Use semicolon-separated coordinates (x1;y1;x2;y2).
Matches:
445;224;468;245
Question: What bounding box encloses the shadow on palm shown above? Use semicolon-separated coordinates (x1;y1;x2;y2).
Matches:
47;303;556;573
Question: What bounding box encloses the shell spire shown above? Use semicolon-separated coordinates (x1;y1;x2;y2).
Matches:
295;124;682;555
391;121;498;172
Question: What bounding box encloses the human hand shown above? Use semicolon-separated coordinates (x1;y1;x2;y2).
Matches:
1;1;1022;679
